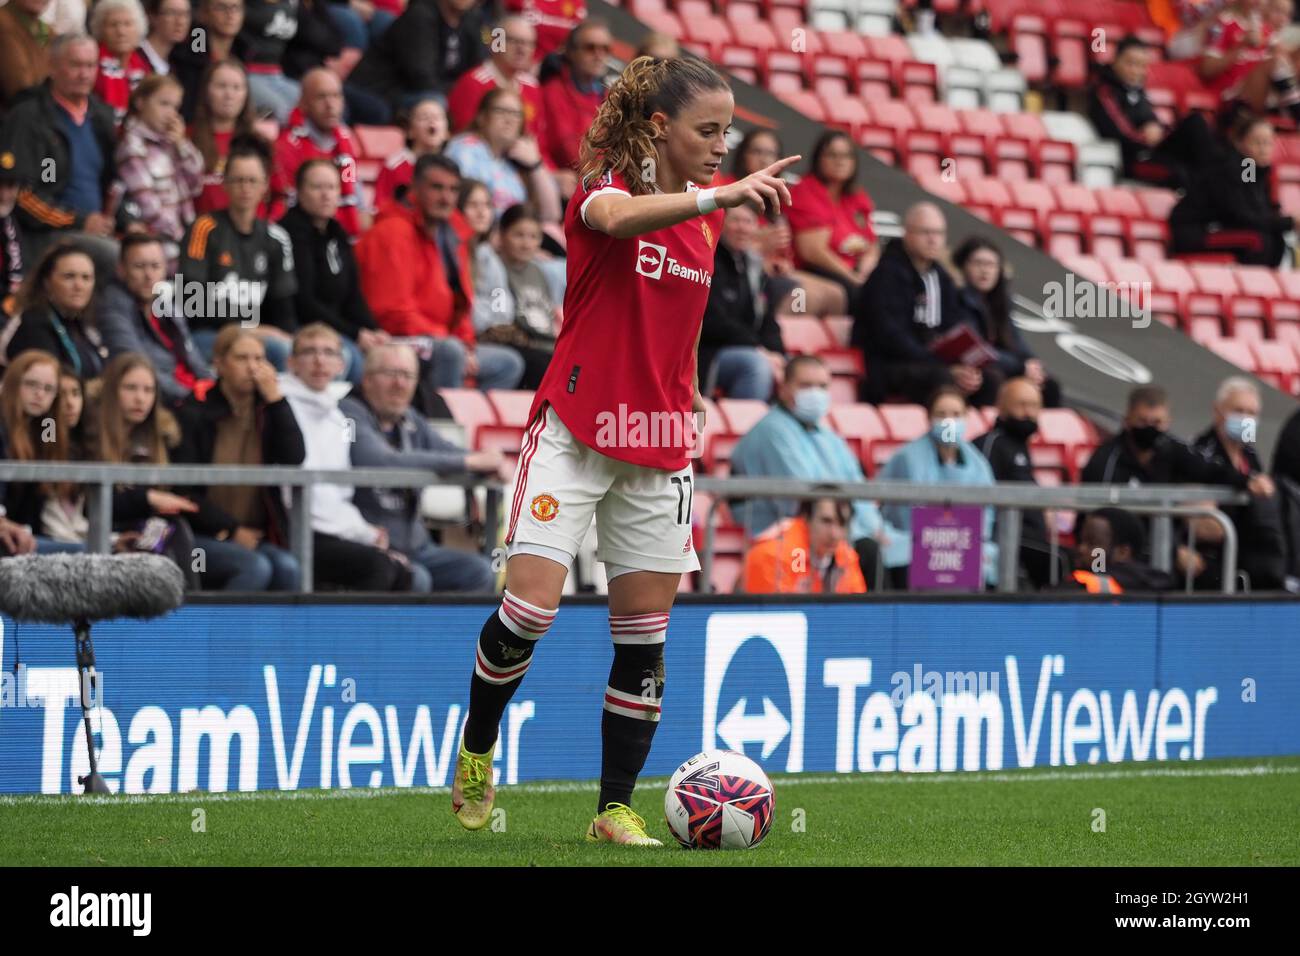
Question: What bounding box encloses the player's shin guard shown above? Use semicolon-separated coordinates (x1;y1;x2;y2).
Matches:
598;612;668;813
462;590;556;753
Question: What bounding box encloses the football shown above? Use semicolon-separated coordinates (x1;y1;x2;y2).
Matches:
664;750;775;849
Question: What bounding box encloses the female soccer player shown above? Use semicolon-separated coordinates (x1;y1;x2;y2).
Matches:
451;55;798;845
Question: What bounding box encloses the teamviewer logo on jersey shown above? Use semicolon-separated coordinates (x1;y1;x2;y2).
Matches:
636;241;667;280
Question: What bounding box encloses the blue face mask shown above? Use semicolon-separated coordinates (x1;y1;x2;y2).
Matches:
930;417;966;446
1225;414;1256;444
792;387;830;425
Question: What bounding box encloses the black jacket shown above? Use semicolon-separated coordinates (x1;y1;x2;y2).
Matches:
955;285;1035;379
278;205;377;341
852;238;961;401
0;83;119;236
1191;425;1286;589
0;419;48;531
1273;405;1300;485
974;420;1047;543
698;242;785;381
1170;148;1292;265
285;0;343;80
5;305;108;379
349;0;491;107
1087;65;1160;166
239;0;301;70
170;384;307;545
1081;430;1252;489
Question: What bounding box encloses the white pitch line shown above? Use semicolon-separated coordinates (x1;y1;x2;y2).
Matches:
0;762;1295;808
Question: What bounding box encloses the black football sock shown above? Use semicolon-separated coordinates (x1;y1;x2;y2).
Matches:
462;590;556;754
597;612;669;814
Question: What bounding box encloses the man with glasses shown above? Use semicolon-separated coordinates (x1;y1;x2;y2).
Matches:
342;342;510;592
448;16;546;142
540;18;610;189
178;135;298;370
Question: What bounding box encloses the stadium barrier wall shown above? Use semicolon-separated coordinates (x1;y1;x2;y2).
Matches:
1;597;1297;794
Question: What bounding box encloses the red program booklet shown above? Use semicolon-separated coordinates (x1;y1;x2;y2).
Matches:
929;324;1000;368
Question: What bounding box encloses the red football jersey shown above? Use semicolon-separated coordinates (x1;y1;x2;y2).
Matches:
530;169;725;470
1203;12;1272;97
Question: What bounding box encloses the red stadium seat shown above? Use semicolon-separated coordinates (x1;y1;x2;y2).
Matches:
681;15;733;58
997;207;1039;247
1235;266;1284;301
1010;15;1049;85
824;315;853;347
918;171;967;205
1032;407;1096;479
1229;296;1269;342
486;390;536;427
1138;188;1179;221
1000;111;1048;143
856;59;895;100
864;33;913;63
1043;210;1085;258
1105;257;1153;289
868;99;917;133
957;108;1004;139
828;403;888;473
1009;179;1057;217
1051;19;1089;89
1035;140;1077;184
897;61;939;104
903;129;945;177
948;132;990;178
1206;337;1258;373
636;8;684;38
858;125;899;165
912;101;961;135
878;403;929;443
1189;263;1241;297
1251;340;1300;393
1053;181;1099;215
779;90;826;122
1060;254;1107;282
1148;260;1196;296
1095;187;1145;218
810;52;853;88
439;388;497;446
778;316;834;353
1084;214;1126;258
822;94;870;134
352;125;404;161
1187;315;1223;344
822;29;871;61
716;398;770;435
989;136;1032;181
965;176;1013;210
1126;219;1169;261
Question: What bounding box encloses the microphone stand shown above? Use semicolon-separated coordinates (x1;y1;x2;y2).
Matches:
73;616;111;794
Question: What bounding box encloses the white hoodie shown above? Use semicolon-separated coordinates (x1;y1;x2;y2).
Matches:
278;373;380;546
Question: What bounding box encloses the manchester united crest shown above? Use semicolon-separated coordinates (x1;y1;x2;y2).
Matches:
530;493;559;522
701;219;713;249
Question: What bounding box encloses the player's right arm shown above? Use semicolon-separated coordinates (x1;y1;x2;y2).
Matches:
583;156;802;239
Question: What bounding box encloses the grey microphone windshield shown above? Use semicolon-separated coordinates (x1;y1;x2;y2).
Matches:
0;553;185;624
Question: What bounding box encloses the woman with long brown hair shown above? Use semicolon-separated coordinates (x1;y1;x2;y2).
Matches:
5;243;107;379
87;352;203;585
189;59;259;215
0;349;82;553
450;54;798;845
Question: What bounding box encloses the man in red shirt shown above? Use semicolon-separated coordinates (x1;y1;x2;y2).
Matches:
355;153;524;390
271;69;368;238
540;18;610;194
447;15;547;146
1198;0;1300;116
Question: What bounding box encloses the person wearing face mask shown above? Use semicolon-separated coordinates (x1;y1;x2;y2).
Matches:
974;377;1065;589
877;384;998;589
1190;376;1286;589
730;355;895;588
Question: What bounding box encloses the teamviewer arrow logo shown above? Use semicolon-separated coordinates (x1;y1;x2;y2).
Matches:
635;240;666;280
716;697;791;760
702;612;806;772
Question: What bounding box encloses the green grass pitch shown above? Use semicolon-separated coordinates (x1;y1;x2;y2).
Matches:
3;757;1297;866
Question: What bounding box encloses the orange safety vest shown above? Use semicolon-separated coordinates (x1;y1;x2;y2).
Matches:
1072;570;1124;594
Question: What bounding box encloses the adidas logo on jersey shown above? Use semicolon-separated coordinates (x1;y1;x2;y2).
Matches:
635;240;712;287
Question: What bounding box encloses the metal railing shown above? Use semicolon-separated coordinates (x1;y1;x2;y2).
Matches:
0;463;1252;594
693;477;1249;594
0;462;504;592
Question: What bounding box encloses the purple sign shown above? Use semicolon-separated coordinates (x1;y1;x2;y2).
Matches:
910;506;982;591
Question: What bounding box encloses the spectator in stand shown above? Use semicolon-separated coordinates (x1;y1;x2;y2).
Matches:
742;497;867;595
177;134;297;368
374;96;450;209
1190;376;1286;589
97;234;214;406
1275;398;1300;483
508;0;587;59
953;236;1060;408
140;0;191;75
730;355;893;587
280;322;417;592
40;364;90;547
0;35;121;275
327;0;400;52
279;158;387;387
786;130;878;309
285;0;344;85
539;18;610;192
1088;34;1219;190
170;0;245;122
0;349;84;554
92;0;150;125
877;384;999;589
348;0;492;124
1147;0;1230;61
1;157;24;316
357;153;524;392
342;342;508;592
172;323;305;590
84;352;204;587
719;129;847;317
973;377;1065;589
474;203;558;390
853;202;992;406
239;0;301;124
1170;112;1292;266
1066;507;1177;592
6;242;108;378
115;74;206;266
190;60;260;216
635;30;679;60
1198;0;1300;118
448;16;546;145
271;68;367;237
446;87;561;227
0;0;54;111
698;203;788;402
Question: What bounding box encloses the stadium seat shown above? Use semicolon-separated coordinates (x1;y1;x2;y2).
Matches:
1189;263;1241;297
486;390;536;428
827;403;888;473
439;388;497;446
825;29;872;61
1050;18;1089;89
856;58;896;100
1084;214;1126;259
1096;187;1145;218
1000;111;1048;144
1251;340;1300;394
1206;338;1259;374
1138;188;1179;221
1035;140;1077;184
778;316;834;353
997;207;1039;247
1009;14;1048;85
858;125;899;165
352;125;404;161
824;315;853;347
1126;219;1168;261
878;403;928;442
1235;266;1285;302
896;61;940;104
983;68;1027;112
